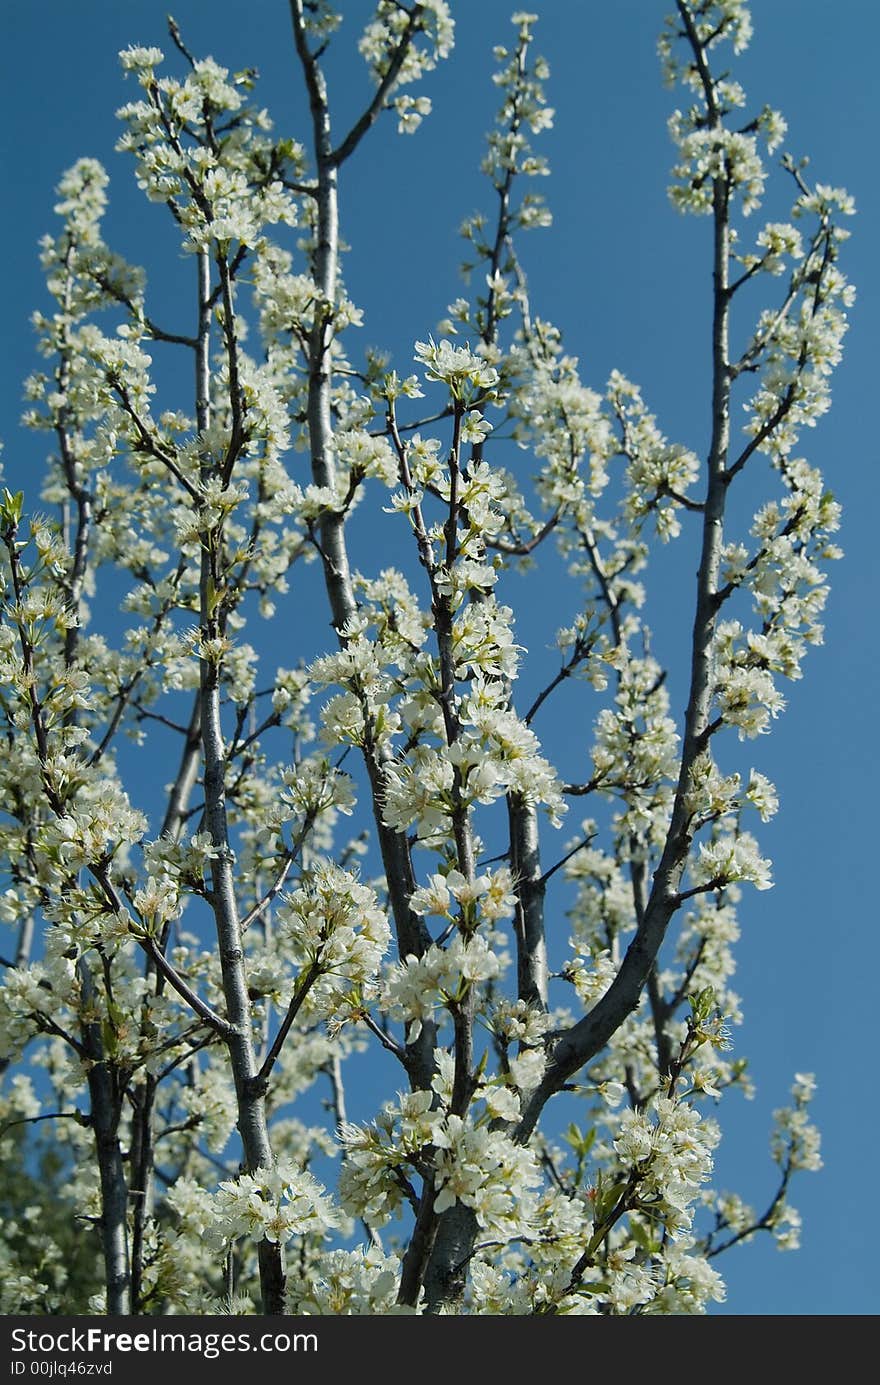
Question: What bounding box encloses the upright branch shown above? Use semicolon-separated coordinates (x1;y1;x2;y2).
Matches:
289;0;440;1088
518;0;745;1140
194;249;286;1314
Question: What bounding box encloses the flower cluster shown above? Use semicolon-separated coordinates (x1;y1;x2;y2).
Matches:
171;1162;337;1248
275;862;391;1017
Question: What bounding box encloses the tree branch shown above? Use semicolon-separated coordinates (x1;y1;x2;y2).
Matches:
330;5;426;167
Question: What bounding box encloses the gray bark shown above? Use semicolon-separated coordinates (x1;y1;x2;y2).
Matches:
509;793;548;1009
195;248;285;1313
423;1203;477;1314
289;0;436;1091
79;961;131;1315
517;17;733;1142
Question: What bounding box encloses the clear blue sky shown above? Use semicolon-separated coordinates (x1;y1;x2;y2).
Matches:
1;1;878;1316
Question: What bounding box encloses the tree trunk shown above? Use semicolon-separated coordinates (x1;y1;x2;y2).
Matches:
80;961;130;1315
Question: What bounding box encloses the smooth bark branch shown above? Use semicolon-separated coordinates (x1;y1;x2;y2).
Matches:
129;1079;157;1313
509;792;548;1009
397;1174;440;1308
413;402;482;1266
138;934;235;1038
160;696;203;839
217;251;247;486
78;959;131;1315
387;402;439;587
706;1158;793;1260
195;249;285;1315
516;12;734;1143
91;268;197;347
289;0;436;1091
325;1056;384;1251
422;1201;478;1313
360;1009;409;1064
0;1110;86;1137
289;8;466;1299
467;51;551;1024
423;39;551;1298
255;961;321;1088
238;847;298;932
13;919;33;975
554;1176;639;1308
56;231;95;675
329;5;426;168
523;656;577;725
725;224;833;484
109;379;202;503
89;574;191;767
481;31;527;342
487;510;561;557
630;845;674;1078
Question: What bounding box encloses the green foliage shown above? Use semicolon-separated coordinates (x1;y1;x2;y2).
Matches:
0;1125;103;1313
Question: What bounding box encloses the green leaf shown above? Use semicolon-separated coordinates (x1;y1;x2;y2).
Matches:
573;1281;612;1297
630;1218;657;1254
564;1122;596;1157
0;488;24;526
689;984;716;1025
596;1178;629;1221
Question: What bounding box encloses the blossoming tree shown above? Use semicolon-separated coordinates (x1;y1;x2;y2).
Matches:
0;0;848;1316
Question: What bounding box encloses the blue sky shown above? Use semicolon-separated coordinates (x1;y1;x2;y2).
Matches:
1;1;878;1315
